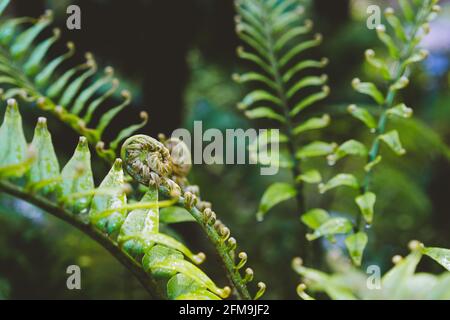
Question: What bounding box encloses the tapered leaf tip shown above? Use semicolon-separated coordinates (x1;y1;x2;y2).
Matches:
5;99;20;117
113;158;123;170
77;136;88;150
96;140;105;150
140;111;148;120
227;237;237;251
52;28;61;37
121;90;131;99
292;257;303;268
254;282;266;300
365;49;375;57
104;66;114;75
193;252;206;264
85;51;93;61
36;117;47;129
42;9;53;19
7;98;17;107
408;240;424;252
244;267;254;283
392;255;403;264
297;283;307;291
348;104;357;112
221;286;232;299
352;78;361;87
236;252;248;270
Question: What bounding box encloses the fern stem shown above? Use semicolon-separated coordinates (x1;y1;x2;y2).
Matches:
158;186;252;300
0;180;167;299
258;1;305;214
253;0;313;266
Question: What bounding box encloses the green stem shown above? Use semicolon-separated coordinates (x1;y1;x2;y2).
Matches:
0;180;167;299
259;2;304;213
250;1;319;266
158;186;252;300
0;179;245;299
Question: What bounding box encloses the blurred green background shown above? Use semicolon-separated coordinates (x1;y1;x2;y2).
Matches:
0;0;449;299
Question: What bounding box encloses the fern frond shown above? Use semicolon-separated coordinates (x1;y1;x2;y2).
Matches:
0;99;231;300
0;99;265;299
0;0;147;162
293;240;450;299
300;0;442;266
234;0;329;220
133;134;262;300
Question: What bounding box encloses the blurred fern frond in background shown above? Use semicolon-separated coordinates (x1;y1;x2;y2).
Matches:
293;241;450;300
298;0;444;267
234;0;330;221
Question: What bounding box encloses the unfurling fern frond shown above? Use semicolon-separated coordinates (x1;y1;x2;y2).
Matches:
234;0;329;221
298;0;441;266
0;0;147;162
132;156;264;300
0;99;265;300
0;99;230;300
121;134;265;300
293;240;450;300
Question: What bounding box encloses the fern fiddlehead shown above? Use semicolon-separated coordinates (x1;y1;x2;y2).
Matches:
121;135;181;197
0;99;234;300
297;0;442;267
234;0;330;221
0;0;147;162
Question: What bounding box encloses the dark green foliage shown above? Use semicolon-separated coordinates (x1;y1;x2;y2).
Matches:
0;0;147;162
